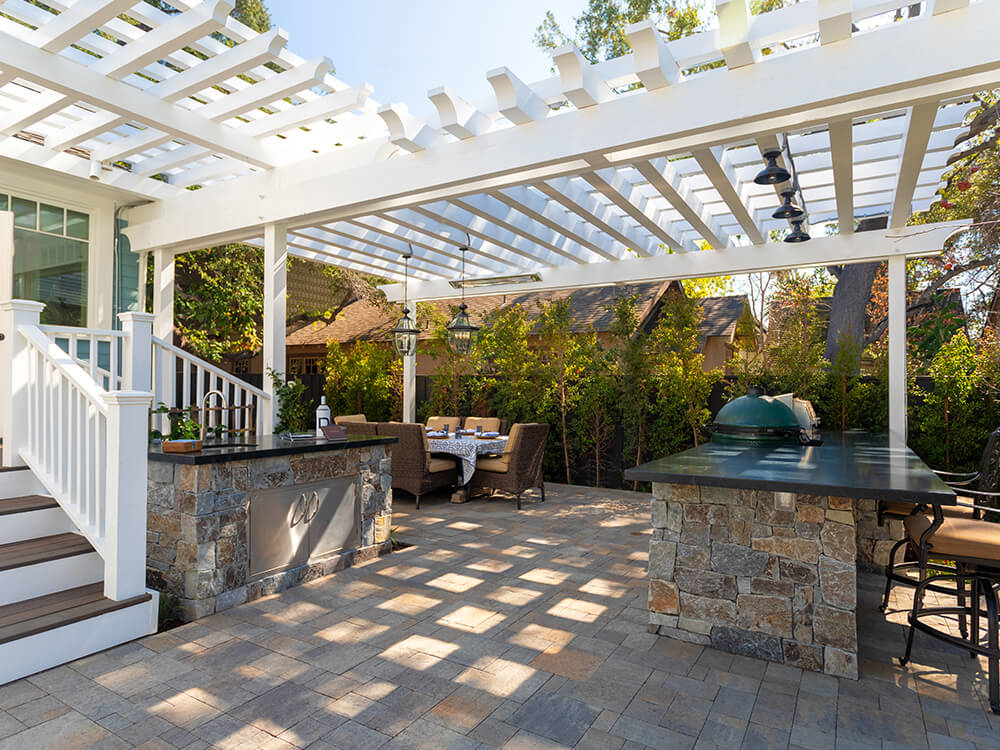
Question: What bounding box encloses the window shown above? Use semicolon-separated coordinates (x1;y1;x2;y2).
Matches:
2;193;89;326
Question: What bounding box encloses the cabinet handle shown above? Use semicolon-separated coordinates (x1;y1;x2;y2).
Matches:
290;494;306;526
307;491;320;522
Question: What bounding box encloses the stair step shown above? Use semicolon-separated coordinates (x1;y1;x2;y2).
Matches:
0;533;93;572
0;584;153;648
0;495;58;516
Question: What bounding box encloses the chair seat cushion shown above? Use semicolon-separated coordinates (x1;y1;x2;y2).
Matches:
882;501;916;517
884;498;975;519
477;456;509;473
905;514;1000;561
427;457;457;473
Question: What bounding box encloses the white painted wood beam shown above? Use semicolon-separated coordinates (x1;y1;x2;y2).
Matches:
307;223;459;276
386;220;968;302
91;0;233;80
0;33;277;168
428;86;492;140
890;103;939;228
486;67;549;125
633;159;726;249
93;128;172;162
285;235;417;281
552;44;613;109
582;171;679;253
132;143;209;177
377;103;441;154
934;0;969;14
450;194;589;265
347;216;500;273
828;119;855;233
0;90;66;135
535;178;653;257
170;156;247;187
716;0;758;69
818;0;853;45
490;186;619;261
411;202;556;268
33;0;138;53
146;27;289;103
693;148;766;244
283;245;406;281
197;57;332;122
625;19;678;90
44;110;124;152
240;83;372;139
289;228;442;280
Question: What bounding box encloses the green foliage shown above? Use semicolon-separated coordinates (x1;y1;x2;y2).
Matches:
571;341;618;487
421;308;473;420
268;369;312;434
469;305;541;425
683;276;735;298
322;342;401;423
766;274;829;399
232;0;270;33
150;403;202;442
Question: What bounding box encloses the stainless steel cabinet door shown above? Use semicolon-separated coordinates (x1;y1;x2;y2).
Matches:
249;486;311;579
307;477;359;560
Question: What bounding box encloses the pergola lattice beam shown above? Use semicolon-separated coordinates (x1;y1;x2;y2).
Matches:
889;102;940;227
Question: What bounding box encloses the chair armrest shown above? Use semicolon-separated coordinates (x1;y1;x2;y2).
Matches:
959;489;1000;500
945;477;980;489
934;469;979;481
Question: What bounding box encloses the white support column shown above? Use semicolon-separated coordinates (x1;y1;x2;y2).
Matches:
152;249;174;416
0;210;12;302
119;311;154;392
0;300;43;467
888;255;907;445
403;351;416;423
262;222;288;433
103;391;153;601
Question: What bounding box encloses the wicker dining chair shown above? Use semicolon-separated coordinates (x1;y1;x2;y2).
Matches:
470;423;549;510
426;416;461;433
334;413;367;425
376;422;457;509
343;421;377;436
464;416;500;433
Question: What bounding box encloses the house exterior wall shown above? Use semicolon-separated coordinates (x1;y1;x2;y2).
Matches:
0;162;119;328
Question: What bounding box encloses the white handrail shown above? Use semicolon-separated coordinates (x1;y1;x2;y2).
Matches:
18;324;110;554
40;325;127;391
151;335;268;436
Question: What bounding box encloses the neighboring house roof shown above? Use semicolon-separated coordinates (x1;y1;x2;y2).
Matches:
286;281;671;348
697;296;751;339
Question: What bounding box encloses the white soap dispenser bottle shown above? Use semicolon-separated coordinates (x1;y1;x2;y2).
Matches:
315;395;331;437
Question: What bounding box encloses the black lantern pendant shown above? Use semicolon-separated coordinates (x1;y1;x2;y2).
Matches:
754;150;791;185
772;190;804;220
446;240;479;356
391;249;421;357
784;219;810;243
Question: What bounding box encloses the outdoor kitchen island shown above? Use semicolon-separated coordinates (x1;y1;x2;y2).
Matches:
625;432;955;679
147;434;396;621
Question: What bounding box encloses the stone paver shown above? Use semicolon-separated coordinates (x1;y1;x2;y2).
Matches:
0;483;996;749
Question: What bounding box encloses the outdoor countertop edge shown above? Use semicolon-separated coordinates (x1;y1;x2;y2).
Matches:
148;435;397;465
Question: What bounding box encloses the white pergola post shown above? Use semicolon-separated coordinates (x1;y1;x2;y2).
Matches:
888;255;907;445
262;221;288;433
402;351;416;423
152;249;174;340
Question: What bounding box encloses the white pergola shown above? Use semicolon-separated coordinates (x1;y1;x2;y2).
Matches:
1;0;996;437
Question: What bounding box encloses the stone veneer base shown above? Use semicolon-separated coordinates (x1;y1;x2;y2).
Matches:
147;444;392;622
649;482;860;680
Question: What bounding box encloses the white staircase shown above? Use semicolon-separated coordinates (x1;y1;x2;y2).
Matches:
0;466;157;685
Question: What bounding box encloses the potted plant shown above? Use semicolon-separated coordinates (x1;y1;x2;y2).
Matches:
151;403;204;453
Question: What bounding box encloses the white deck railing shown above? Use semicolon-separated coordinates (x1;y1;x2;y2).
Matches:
1;301;149;601
40;325;127;391
151;335;268;437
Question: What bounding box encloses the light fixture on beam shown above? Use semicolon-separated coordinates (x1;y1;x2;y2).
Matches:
772;190;804;220
753;150;790;185
784;219;810;242
449;272;542;289
446;236;480;356
391;247;420;358
88;158;103;181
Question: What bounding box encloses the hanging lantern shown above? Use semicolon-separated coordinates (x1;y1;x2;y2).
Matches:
772;190;804;220
754;150;791;185
784;219;810;243
391;249;421;357
446;240;479;355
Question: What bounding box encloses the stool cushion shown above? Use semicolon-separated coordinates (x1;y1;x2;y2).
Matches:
884;499;975;519
427;457;457;473
883;501;917;517
904;514;1000;561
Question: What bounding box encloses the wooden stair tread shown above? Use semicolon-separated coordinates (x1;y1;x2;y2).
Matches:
0;495;58;516
0;585;151;645
0;533;94;571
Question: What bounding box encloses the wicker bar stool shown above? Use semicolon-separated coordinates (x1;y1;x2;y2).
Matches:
899;513;1000;714
879;427;1000;614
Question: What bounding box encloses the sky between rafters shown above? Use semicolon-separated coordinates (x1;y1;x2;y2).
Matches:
270;0;584;120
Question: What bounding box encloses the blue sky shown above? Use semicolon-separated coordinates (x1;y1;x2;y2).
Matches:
270;1;584;118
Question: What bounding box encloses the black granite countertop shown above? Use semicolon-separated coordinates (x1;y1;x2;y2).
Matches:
149;434;397;465
624;432;955;505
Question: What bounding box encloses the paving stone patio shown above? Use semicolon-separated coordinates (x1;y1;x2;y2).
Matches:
0;483;997;749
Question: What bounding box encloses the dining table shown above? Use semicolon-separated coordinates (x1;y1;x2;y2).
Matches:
427;432;508;486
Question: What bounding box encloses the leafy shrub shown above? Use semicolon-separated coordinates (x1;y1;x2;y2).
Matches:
322;341;401;422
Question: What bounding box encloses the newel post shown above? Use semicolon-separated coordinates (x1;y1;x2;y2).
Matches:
119;311;154;392
0;300;44;468
103;391;152;600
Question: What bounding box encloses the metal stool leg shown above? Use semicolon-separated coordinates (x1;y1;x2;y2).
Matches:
882;537;909;612
984;577;1000;714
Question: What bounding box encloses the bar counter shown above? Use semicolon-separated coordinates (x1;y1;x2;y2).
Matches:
625;433;954;679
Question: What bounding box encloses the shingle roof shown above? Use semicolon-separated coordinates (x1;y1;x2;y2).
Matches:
697;296;751;338
286;282;670;347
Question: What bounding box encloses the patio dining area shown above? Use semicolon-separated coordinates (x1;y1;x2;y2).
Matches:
0;484;996;750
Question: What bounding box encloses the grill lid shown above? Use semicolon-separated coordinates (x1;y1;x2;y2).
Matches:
711;386;801;443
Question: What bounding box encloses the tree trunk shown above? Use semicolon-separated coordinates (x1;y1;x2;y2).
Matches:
561;383;571;484
824;217;887;369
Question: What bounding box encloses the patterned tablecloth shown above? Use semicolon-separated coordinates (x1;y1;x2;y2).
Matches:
428;436;508;485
